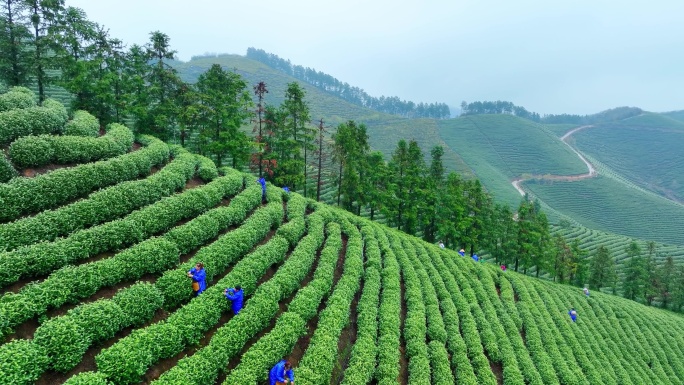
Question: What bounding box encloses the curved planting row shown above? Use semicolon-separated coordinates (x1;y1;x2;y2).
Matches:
0;181;272;383
436;250;498;384
0;179;268;337
223;215;362;384
293;216;364;384
64;110;100;137
407;242;456;385
0;166;239;288
373;225;402;385
0;98;68;145
414;245;479;384
152;213;339;385
217;211;331;384
340;224;381;385
94;194;301;384
0;150;198;252
9;122;134;169
0;135;169;222
391;232;430;384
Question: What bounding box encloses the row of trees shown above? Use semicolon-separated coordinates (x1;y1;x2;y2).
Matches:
460;100;542;121
587;242;684;311
459;100;643;125
246;48;451;119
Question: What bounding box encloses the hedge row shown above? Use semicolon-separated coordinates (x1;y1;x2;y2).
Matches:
0;237;179;337
219;214;330;385
390;233;430;385
449;252;529;384
9;123;134;168
406;241;447;344
373;226;402;385
33;182;263;384
0;177;263;348
529;280;604;384
0;151;196;252
156;186;284;309
405;241;457;385
0;98;68;144
34;282;163;373
218;214;332;384
478;267;544;385
64;110;99;137
0;135;169;222
0;86;36;112
197;155;218;182
428;340;456;385
340;224;382;385
0;153;17;183
0;339;49;385
424;250;482;385
571;287;657;383
221;312;307;384
95;195;292;385
295;218;364;385
152;217;335;385
0;169;242;288
501;274;560;383
96;231;296;384
415;245;478;384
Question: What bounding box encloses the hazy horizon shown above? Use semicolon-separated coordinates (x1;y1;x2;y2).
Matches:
67;0;684;116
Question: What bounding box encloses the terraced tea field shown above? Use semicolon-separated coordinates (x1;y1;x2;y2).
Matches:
2;89;684;385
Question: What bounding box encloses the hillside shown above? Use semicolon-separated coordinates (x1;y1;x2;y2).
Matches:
2;97;684;385
0;141;684;384
569;113;684;202
436;114;588;208
172;54;474;176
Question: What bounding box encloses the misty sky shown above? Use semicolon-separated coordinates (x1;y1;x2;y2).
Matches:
67;0;684;115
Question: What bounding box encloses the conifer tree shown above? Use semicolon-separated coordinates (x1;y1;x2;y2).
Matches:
588;245;617;291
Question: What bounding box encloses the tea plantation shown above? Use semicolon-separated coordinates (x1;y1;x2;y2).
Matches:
1;91;684;385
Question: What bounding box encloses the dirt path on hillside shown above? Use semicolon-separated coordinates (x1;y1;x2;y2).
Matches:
511;125;597;196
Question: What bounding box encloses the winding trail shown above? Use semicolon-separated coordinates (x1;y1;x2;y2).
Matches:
512;125;597;196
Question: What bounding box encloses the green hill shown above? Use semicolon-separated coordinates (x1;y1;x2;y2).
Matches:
436;114;588;207
569;113;684;202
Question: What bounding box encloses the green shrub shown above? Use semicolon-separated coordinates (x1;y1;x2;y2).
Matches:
64;110;100;137
0;151;196;252
33;315;91;372
0;98;68;144
0;136;169;222
63;372;112;385
0;86;36;112
9;122;133;169
196;155;218;182
68;299;125;343
8;135;54;168
0;339;49;385
0;153;17;182
113;282;164;327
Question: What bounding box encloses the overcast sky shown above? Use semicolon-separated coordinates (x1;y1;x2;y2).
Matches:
67;0;683;115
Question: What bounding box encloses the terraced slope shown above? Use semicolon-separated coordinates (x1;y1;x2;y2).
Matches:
436;114;587;207
569;113;684;202
1;133;683;385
